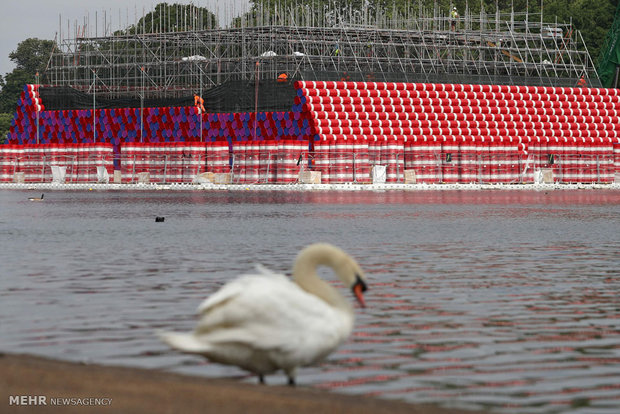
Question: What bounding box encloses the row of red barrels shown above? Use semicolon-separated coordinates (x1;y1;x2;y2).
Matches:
119;139;619;184
2;141;618;184
0;143;114;183
293;81;620;95
311;137;618;184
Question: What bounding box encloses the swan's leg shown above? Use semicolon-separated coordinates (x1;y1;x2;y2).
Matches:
258;374;265;385
285;368;296;387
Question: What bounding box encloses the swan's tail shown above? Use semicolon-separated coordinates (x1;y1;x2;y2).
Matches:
158;331;212;354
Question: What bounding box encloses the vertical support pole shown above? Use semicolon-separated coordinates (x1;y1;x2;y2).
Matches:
35;72;40;145
140;66;144;143
200;66;203;143
254;61;259;141
92;70;96;142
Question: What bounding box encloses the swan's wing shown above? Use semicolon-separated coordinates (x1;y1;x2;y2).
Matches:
194;275;350;358
253;263;278;275
196;272;285;314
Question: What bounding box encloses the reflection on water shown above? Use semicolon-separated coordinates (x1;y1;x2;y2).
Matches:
1;189;619;413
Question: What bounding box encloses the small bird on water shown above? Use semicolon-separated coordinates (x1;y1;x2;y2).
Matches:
159;243;368;386
28;194;44;201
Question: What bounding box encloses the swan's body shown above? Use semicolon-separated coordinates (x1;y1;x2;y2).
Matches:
159;243;367;385
28;194;44;201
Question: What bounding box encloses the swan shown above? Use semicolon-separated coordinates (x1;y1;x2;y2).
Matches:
28;194;44;201
159;243;368;385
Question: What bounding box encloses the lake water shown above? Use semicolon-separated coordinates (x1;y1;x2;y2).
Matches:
1;189;619;413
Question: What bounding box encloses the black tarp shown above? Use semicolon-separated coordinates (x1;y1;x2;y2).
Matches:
38;80;297;113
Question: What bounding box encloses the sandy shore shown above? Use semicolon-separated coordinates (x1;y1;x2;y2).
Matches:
0;353;481;414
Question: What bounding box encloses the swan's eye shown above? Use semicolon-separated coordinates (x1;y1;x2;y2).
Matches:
353;274;367;292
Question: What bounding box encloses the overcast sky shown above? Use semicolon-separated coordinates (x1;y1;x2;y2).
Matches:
0;0;250;77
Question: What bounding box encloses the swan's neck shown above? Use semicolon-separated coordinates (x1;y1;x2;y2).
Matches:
292;253;352;315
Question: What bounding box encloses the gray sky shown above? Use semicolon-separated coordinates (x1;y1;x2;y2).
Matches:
0;0;250;78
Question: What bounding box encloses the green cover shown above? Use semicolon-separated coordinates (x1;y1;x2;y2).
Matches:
597;4;620;88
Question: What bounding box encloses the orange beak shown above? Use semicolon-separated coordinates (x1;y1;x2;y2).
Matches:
353;281;366;308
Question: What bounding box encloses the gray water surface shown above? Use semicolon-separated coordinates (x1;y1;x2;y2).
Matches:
1;189;619;413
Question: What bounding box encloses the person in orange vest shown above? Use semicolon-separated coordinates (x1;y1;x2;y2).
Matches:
194;94;205;113
277;73;288;83
577;76;587;87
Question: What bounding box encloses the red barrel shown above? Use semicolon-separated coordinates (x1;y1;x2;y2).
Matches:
232;141;247;183
441;136;459;183
209;141;230;174
314;140;330;183
385;137;404;183
259;140;274;183
353;138;370;183
332;138;351;183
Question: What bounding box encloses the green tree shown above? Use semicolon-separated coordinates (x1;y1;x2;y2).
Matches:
121;2;218;34
0;38;55;113
568;0;615;61
9;38;55;73
0;113;12;144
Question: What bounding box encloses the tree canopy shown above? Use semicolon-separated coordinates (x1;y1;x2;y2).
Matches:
8;38;56;74
0;38;55;114
120;2;218;34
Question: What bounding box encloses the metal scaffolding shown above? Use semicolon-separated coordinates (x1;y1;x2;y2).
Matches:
44;4;599;102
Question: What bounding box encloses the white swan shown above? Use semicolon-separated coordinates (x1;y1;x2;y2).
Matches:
159;243;368;385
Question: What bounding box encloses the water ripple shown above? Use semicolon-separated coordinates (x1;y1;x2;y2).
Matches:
0;189;618;413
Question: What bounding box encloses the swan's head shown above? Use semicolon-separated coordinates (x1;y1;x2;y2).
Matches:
295;243;368;308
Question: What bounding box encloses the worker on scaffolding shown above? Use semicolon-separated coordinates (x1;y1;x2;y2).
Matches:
450;7;459;31
194;93;205;114
577;76;587;88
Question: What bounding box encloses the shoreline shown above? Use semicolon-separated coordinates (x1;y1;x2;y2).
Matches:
1;182;619;192
0;353;480;413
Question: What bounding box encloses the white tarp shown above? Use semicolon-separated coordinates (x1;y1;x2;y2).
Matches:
372;165;387;184
97;166;110;183
51;165;67;184
182;55;207;62
533;170;543;184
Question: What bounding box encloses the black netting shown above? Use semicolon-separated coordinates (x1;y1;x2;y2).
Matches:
200;79;297;113
38;80;297;113
38;86;193;111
